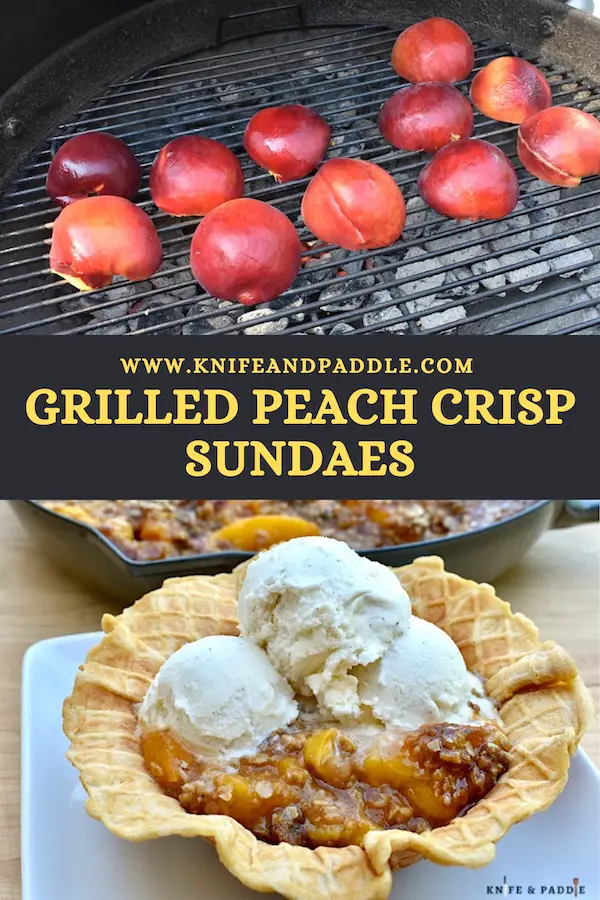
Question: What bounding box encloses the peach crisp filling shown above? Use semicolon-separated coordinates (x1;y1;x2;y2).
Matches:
142;723;510;849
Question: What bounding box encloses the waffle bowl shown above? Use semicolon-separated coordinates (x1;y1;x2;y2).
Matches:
62;556;595;900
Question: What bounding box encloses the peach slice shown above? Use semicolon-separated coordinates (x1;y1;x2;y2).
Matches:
209;514;320;551
141;730;196;794
303;729;355;788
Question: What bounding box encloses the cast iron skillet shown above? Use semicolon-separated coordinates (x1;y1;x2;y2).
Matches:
12;499;598;606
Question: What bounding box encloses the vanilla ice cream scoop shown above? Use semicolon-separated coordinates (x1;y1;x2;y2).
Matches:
357;615;496;728
139;635;298;759
237;536;412;717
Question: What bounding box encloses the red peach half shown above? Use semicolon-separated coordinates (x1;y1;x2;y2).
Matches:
190;198;301;304
470;57;552;125
244;104;331;182
46;132;141;208
50;195;163;291
418;138;519;220
149;136;244;216
517;106;600;187
301;158;406;251
379;83;474;152
391;18;474;84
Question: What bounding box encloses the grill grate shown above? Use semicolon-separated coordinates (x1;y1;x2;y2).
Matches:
1;23;600;335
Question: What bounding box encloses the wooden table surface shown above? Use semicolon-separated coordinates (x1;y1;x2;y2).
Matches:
0;502;597;900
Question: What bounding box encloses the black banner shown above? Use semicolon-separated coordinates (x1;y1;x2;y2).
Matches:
0;335;596;497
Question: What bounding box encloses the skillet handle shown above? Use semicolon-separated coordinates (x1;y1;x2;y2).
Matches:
552;500;599;527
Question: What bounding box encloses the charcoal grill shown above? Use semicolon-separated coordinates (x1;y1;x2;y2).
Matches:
2;0;600;335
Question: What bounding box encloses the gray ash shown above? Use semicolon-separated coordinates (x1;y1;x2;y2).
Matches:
151;260;197;300
127;296;185;333
362;293;408;331
238;307;289;334
214;81;271;107
59;280;143;321
328;131;366;158
319;273;375;311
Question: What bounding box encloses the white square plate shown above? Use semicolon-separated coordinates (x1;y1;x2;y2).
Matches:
22;633;600;900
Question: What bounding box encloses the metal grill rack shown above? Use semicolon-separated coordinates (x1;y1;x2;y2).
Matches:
1;23;600;335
